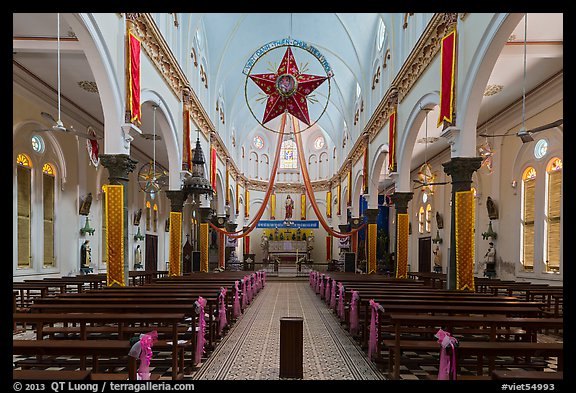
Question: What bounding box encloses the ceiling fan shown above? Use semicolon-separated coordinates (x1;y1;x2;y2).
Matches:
32;14;101;141
413;107;449;192
478;14;563;144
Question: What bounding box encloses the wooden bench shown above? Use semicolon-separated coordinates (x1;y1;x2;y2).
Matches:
13;370;92;380
491;369;563;380
13;340;138;380
383;339;563;379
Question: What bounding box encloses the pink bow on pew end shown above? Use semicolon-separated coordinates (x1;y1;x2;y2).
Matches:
128;330;158;380
330;279;337;310
435;328;459;380
368;300;381;361
233;281;241;318
324;278;331;304
194;297;208;365
337;283;345;320
349;291;360;336
218;287;228;335
241;278;247;310
319;275;325;299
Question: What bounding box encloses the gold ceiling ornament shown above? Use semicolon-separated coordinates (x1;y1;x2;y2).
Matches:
483;84;504;97
77;80;99;93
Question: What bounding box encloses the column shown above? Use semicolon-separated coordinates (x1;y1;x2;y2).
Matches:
100;154;137;287
199;207;213;272
390;192;413;279
365;209;379;274
165;190;186;276
443;157;483;291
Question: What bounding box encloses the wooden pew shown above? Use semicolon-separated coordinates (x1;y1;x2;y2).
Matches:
13;340;138;380
13;370;92;380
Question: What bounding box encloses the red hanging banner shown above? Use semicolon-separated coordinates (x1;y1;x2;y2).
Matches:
128;33;141;124
363;144;369;194
438;28;457;127
326;236;332;261
211;146;217;194
182;109;191;171
388;111;396;172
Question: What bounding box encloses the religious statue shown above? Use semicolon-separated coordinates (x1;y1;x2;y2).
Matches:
483;242;496;278
79;193;93;216
306;235;314;260
261;234;269;261
433;245;442;273
80;240;93;274
133;208;143;226
436;211;444;229
134;245;143;269
274;227;279;241
486;197;498;220
285;194;294;219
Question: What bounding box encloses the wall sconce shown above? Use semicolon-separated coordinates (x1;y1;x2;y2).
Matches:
134;226;145;241
80;216;95;236
511;180;517;189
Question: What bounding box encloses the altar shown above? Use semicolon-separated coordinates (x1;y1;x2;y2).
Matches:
269;240;307;263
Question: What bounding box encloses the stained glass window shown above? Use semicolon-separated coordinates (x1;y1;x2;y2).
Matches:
43;164;55;267
42;163;55;175
425;204;432;233
17;154;32;268
146;201;151;231
377;19;386;51
418;206;425;234
280;139;297;169
534;139;548;159
545;158;562;272
521;167;536;271
17;153;32;168
32;135;44;153
253;135;264;149
314;136;325;150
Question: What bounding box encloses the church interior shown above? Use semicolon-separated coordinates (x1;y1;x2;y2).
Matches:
13;13;563;383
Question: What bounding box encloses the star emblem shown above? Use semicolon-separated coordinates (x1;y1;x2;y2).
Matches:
249;47;328;125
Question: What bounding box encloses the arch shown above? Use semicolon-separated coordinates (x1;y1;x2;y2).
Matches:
396;91;440;192
65;13;125;154
457;13;524;157
140;90;181;189
352;169;364;216
319;151;329;179
368;143;389;209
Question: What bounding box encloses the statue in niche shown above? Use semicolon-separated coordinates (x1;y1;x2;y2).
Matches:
134;245;143;269
79;193;93;216
80;240;93;274
261;234;269;261
133;208;143;226
285;194;294;219
486;197;498;220
433;245;442;273
483;242;496;278
436;211;444;229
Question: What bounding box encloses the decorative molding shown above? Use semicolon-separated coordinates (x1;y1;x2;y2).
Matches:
248;179;329;193
129;14;215;138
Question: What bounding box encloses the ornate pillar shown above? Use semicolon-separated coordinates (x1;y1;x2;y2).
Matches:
165;190;186;276
365;209;379;274
100;154;137;287
199;207;213;272
443;157;483;290
390;192;413;279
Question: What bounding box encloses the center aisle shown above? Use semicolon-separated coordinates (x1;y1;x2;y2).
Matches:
191;281;386;380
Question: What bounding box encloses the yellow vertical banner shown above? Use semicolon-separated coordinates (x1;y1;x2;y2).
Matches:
455;190;475;291
104;185;125;287
347;169;352;206
225;161;230;205
301;193;306;220
396;213;409;279
245;189;250;217
270;193;276;219
200;223;209;272
326;190;332;218
367;223;377;274
169;212;182;277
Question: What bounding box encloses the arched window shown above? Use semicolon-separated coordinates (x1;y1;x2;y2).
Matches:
280;139;298;169
16;153;32;268
253;135;264;149
418;206;425;234
521;167;537;271
425;204;432;233
42;163;56;267
146;200;152;232
545;158;562;272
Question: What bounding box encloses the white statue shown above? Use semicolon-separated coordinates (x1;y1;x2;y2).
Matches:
261;234;269;260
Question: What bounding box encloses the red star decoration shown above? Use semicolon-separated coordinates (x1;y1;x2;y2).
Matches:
250;47;328;125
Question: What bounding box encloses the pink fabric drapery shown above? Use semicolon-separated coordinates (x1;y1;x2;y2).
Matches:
246;276;252;304
337;283;345;320
233;280;241;318
194;297;207;365
241;277;247;310
349;291;360;335
368;300;380;360
435;329;458;380
218;287;228;335
324;278;331;304
319;274;325;299
128;330;158;380
330;279;337;310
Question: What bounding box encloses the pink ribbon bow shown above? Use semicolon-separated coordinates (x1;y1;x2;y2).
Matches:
194;297;207;365
128;330;158;380
368;300;380;361
435;328;458;380
330;279;337;310
349;290;360;335
233;280;241;319
337;283;345;320
218;287;228;335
